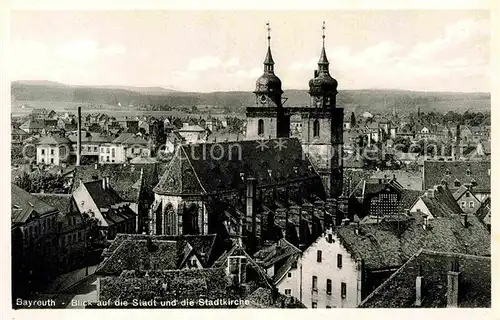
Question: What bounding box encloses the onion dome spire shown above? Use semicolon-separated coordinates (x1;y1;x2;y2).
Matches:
254;22;283;95
308;21;338;97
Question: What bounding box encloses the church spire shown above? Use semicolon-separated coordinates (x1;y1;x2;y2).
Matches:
263;22;274;72
318;21;329;69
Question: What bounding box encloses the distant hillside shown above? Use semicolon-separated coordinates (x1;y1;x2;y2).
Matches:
11;81;490;114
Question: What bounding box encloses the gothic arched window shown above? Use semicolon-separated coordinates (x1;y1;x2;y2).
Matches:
258;119;264;136
163;203;177;235
313;120;320;138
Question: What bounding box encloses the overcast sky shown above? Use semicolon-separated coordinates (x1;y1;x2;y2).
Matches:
9;10;489;92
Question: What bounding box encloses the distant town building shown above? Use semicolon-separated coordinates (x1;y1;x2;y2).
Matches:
36;135;72;165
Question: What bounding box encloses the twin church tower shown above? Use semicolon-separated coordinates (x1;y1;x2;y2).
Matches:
246;22;344;198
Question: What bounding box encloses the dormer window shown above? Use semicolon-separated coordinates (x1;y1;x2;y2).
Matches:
471;179;477;187
445;169;451;175
466;169;471;176
454;179;461;187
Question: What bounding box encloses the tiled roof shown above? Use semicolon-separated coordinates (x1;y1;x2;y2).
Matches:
475;197;491;224
97;239;180;275
11;183;58;224
38;135;72;145
336;212;490;271
253;238;300;269
398;189;424;212
83;181;123;208
104;234;219;266
154;138;321;195
419;185;462;218
239;287;306;308
360;250;491;308
111;133;148;145
20;119;44;130
11;127;29;135
423;161;490;193
98;268;238;304
72;164;158;203
32;193;73;215
272;252;301;284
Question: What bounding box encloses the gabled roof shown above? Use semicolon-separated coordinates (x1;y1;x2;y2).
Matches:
419;185;463;218
360;250;491;308
336;212;490;271
11;184;58;225
20;119;44;130
154;138;321;196
452;185;481;203
38;135;72;145
11;127;29;135
97;239;180;275
83;181;123;208
111;133;148;145
475;197;491;223
32;193;74;215
72;164;158;203
212;244;272;289
253;238;300;269
423;161;490;192
104;234;218;266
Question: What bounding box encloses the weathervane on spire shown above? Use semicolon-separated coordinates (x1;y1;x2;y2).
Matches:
266;22;271;46
322;21;326;46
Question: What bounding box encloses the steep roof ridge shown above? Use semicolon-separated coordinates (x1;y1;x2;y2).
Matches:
179;144;207;194
359;248;424;307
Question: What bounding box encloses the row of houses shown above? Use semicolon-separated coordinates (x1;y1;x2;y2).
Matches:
35;132;151;165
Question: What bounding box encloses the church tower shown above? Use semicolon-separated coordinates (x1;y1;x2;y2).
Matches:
301;22;343;198
246;23;290;139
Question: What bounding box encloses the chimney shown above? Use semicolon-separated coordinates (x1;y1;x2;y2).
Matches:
355;221;360;235
415;264;423;306
447;258;460;308
102;178;107;190
76;106;82;166
246;177;256;235
460;214;468;228
426;189;435;198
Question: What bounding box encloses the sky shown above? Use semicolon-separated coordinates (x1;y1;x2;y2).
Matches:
9;10;490;92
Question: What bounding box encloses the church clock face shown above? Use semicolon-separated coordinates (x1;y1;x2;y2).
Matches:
260;95;267;104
